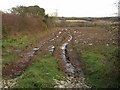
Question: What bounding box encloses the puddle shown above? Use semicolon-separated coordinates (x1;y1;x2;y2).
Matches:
61;43;75;76
4;45;43;78
66;63;74;75
60;30;84;77
60;32;75;76
49;45;55;54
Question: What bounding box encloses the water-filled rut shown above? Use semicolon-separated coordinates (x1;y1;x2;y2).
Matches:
60;32;75;76
60;30;84;77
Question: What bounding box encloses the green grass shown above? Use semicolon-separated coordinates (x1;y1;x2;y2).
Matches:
2;28;58;67
77;45;119;88
2;34;35;67
14;55;64;88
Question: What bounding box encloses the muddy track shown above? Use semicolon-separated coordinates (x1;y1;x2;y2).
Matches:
2;28;88;88
52;28;88;88
3;29;83;78
53;28;84;77
2;30;61;78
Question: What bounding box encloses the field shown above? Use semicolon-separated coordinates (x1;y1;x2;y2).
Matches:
65;19;87;22
2;11;119;88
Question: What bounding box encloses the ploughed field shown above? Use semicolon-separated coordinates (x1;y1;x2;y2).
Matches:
2;24;119;88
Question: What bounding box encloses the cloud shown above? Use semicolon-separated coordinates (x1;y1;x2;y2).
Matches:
0;0;117;17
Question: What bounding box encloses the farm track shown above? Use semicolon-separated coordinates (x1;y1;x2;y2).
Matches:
3;28;84;78
2;26;117;88
2;28;88;88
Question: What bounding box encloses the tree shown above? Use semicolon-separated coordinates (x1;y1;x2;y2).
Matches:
10;5;45;17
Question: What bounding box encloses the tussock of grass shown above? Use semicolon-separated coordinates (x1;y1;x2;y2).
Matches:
14;55;64;88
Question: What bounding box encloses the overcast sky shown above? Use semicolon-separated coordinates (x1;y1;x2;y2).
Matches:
0;0;118;17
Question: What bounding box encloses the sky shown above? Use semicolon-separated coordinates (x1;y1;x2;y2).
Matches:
0;0;118;17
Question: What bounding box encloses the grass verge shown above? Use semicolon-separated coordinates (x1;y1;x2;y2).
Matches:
77;45;119;88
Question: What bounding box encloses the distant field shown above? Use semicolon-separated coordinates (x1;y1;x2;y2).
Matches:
65;19;87;22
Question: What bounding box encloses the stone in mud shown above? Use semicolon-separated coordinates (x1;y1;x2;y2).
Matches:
33;47;39;51
74;31;76;33
82;34;85;36
54;85;58;88
2;78;18;89
88;43;93;46
65;29;67;31
113;41;115;44
59;32;62;34
20;55;24;58
75;40;78;43
60;81;65;85
27;52;34;57
49;45;55;54
54;76;90;88
4;86;8;89
51;38;55;41
106;44;109;46
68;39;70;42
58;85;64;88
83;41;87;44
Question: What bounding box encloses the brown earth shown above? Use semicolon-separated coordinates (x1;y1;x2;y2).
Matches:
3;26;118;78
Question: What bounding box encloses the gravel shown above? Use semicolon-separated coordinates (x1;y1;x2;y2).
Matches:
54;76;90;88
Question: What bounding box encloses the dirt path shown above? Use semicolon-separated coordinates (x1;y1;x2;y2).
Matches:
52;28;89;88
2;28;90;88
2;30;60;78
53;28;83;77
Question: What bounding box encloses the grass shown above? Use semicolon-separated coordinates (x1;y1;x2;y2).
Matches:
14;55;64;88
2;34;35;67
76;45;119;88
2;28;58;67
2;27;64;88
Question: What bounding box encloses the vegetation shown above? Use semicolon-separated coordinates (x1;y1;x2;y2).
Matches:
2;5;55;67
10;5;45;17
2;5;119;88
14;55;64;88
79;45;120;88
2;32;45;67
2;6;64;88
